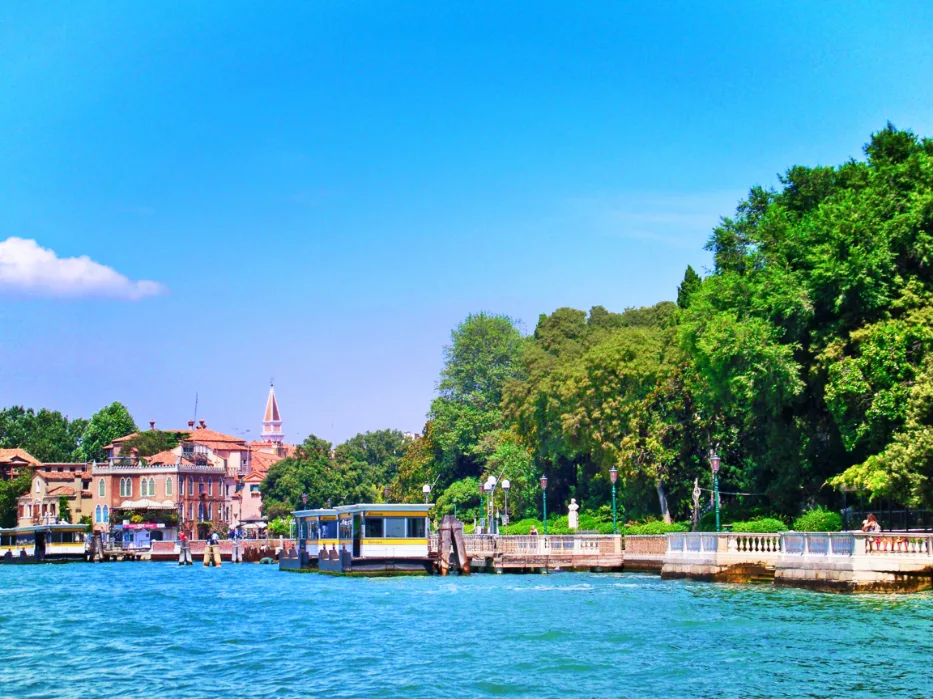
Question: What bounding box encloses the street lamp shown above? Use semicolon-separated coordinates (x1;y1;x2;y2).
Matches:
609;466;619;535
478;482;485;534
539;475;548;535
301;493;308;509
384;485;391;504
483;476;496;534
422;483;431;504
709;451;721;533
502;479;511;535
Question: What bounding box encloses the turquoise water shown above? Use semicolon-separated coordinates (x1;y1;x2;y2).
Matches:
2;565;932;698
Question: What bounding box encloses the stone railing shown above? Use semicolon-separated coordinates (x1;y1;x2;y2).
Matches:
728;533;783;553
782;532;933;557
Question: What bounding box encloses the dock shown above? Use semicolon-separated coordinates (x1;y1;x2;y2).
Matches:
435;534;624;573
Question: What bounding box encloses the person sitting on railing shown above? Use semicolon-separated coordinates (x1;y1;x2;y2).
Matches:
529;525;539;536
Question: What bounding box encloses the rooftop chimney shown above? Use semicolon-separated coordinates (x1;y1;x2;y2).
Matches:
199;419;207;429
149;420;156;430
188;420;195;429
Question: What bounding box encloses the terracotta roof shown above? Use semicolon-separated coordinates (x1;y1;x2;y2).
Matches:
243;470;266;482
144;450;178;466
248;451;284;475
81;490;92;498
36;471;89;482
106;427;247;451
187;439;248;452
47;485;76;497
0;449;41;466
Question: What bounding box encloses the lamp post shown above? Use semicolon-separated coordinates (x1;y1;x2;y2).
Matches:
478;482;485;534
502;479;511;535
384;485;391;504
540;475;548;535
301;493;308;509
709;451;721;533
422;483;431;505
484;478;494;535
609;466;618;535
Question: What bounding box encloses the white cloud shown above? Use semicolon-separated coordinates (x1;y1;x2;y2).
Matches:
0;237;166;300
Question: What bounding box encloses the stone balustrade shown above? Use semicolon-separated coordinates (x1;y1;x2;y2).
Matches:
662;531;933;592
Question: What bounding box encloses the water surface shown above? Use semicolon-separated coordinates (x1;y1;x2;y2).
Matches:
1;564;930;697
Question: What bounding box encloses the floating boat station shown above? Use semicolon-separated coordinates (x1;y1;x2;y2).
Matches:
0;523;89;564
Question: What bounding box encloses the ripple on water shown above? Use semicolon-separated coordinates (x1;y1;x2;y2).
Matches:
3;566;933;698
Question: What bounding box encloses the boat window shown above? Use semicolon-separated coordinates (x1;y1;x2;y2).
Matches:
16;533;35;545
407;518;426;538
364;517;384;538
320;520;337;539
339;519;352;540
308;520;320;539
384;517;406;538
1;534;15;546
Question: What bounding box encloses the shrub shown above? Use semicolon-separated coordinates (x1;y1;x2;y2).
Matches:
793;507;842;532
624;521;689;536
730;518;788;533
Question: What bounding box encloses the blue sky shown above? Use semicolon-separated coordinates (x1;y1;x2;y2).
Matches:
2;2;932;444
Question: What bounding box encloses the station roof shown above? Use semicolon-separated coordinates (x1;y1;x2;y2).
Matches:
292;503;433;517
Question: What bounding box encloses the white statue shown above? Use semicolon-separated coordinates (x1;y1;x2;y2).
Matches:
568;498;579;530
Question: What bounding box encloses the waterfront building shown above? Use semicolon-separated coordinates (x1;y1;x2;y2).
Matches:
16;462;93;526
0;448;40;481
90;387;295;540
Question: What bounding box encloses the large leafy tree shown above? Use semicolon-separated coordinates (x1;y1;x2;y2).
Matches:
77;402;138;462
0;406;87;462
428;312;525;484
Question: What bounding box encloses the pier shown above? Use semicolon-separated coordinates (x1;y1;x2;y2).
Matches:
431;533;623;573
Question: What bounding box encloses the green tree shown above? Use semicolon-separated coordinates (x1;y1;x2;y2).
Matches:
428;312;525;485
123;430;186;457
0;470;31;528
0;406;86;462
78;402;138;462
676;265;702;309
58;495;72;523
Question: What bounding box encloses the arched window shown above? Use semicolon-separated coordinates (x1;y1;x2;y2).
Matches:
208;479;213;496
98;478;105;497
102;505;109;523
189;503;194;521
95;505;101;523
127;479;132;498
165;477;173;497
188;477;194;496
35;478;41;492
148;478;155;497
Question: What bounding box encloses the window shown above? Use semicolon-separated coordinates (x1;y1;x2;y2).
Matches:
98;478;106;497
198;503;204;520
150;478;156;497
320;520;337;539
364;517;384;538
165;477;173;497
199;479;205;495
102;506;109;522
95;505;101;523
207;503;212;520
385;517;406;538
189;503;194;521
35;478;40;492
407;518;426;538
250;484;260;493
208;480;213;496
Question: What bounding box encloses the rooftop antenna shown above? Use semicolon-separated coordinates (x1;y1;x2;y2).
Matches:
192;391;198;425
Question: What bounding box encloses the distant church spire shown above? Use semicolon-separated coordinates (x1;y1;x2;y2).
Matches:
262;383;284;444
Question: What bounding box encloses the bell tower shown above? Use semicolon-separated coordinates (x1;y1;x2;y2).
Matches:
261;383;284;445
